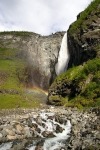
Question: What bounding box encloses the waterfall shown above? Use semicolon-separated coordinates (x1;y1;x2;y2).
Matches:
55;32;70;76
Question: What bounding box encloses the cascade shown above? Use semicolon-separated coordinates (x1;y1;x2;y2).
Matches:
0;112;71;150
55;32;70;76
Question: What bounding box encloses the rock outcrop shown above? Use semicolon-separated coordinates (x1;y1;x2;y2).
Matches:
0;31;65;90
48;0;100;108
68;1;100;67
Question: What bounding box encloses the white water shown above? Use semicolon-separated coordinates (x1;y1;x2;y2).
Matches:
43;120;71;150
55;32;70;76
0;112;71;150
28;112;71;150
0;142;12;150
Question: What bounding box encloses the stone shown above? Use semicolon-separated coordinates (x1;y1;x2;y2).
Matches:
24;127;32;138
21;115;29;119
42;131;55;137
0;107;100;149
0;133;3;138
5;129;15;136
1;130;8;137
10;120;20;126
55;124;63;133
71;118;77;125
27;118;33;127
7;135;17;140
16;124;23;131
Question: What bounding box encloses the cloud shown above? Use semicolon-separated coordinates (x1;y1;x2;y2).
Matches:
0;0;93;35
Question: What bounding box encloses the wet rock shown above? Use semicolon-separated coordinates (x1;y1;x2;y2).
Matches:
55;116;64;124
55;124;63;133
42;131;55;137
32;123;38;129
27;118;33;127
35;139;44;150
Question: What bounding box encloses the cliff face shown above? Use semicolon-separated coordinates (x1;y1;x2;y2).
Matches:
68;1;100;67
0;31;65;90
48;0;100;108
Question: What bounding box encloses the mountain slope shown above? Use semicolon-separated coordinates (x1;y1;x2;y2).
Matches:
68;0;100;67
48;0;100;109
0;31;64;109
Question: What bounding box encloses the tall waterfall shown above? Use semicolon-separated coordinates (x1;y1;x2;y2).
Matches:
55;32;70;76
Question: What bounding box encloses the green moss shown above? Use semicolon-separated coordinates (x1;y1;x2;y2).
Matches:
51;66;83;88
69;0;100;34
50;58;100;109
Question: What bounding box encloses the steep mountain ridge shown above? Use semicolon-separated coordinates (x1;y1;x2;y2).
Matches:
68;0;100;67
48;0;100;109
0;31;65;109
0;31;65;90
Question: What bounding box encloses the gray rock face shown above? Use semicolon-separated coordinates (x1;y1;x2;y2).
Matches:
67;3;100;68
0;31;65;90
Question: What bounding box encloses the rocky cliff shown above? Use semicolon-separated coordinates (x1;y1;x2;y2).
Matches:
68;0;100;67
48;0;100;108
0;31;65;90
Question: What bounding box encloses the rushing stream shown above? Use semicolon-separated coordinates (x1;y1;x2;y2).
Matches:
0;31;71;150
0;111;71;150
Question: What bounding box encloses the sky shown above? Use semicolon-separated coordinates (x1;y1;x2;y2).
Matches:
0;0;93;35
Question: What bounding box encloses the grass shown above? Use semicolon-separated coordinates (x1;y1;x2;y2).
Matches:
51;65;83;88
49;58;100;109
69;0;100;34
0;48;18;59
0;93;40;110
0;31;48;110
0;46;42;109
0;59;26;90
0;31;34;37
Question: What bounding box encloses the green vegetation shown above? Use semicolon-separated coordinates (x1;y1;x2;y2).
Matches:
0;31;34;37
50;58;100;109
0;94;40;109
0;45;41;110
69;0;100;34
49;0;100;109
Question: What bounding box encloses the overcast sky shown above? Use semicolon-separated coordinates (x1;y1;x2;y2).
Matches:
0;0;93;35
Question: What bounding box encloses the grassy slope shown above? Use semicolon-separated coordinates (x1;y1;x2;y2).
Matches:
69;0;100;35
50;58;100;109
0;32;41;109
48;0;100;109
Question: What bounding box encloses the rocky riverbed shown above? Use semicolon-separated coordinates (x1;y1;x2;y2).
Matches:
0;106;100;150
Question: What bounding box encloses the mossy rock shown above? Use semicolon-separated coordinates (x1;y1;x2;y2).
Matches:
48;58;100;109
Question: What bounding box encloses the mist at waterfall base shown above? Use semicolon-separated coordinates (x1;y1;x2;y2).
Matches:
55;32;70;76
